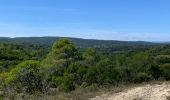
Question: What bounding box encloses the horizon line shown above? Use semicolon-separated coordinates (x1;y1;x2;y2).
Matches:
0;36;169;43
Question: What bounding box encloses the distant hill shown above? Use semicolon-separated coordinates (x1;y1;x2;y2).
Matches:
0;37;158;48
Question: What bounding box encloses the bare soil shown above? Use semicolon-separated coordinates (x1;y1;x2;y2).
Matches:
90;82;170;100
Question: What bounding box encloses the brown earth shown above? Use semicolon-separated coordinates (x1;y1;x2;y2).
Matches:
90;82;170;100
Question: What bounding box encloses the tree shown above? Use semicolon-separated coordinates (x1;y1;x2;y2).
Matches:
95;57;125;85
42;38;80;87
82;48;102;66
128;52;153;82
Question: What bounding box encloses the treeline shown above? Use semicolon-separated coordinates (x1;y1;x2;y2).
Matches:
0;43;49;72
0;37;155;49
0;39;170;98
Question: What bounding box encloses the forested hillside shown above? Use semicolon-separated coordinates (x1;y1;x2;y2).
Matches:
0;37;162;55
0;37;156;48
0;38;170;99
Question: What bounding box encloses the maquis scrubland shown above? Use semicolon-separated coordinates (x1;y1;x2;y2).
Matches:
0;38;170;99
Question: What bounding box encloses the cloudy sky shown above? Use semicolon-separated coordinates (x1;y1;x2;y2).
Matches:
0;0;170;41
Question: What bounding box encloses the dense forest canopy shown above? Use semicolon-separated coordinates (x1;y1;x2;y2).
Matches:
0;37;170;99
0;37;157;47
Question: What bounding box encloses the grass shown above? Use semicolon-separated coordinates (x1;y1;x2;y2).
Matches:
5;85;124;100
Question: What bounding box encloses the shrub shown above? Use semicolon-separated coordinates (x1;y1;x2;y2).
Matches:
3;60;44;94
160;64;170;80
60;73;75;92
134;72;152;83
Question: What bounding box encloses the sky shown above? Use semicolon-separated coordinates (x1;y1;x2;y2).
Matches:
0;0;170;41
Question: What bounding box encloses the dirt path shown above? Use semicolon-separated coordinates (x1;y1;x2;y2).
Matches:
90;83;170;100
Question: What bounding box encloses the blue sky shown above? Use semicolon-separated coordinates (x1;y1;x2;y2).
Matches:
0;0;170;41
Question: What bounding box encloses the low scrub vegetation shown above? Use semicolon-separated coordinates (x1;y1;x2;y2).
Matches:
0;38;170;99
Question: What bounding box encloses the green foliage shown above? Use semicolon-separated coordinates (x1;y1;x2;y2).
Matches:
0;43;48;72
43;38;79;71
2;60;44;94
155;55;170;64
1;38;170;98
134;72;152;83
0;37;155;50
127;53;154;82
60;73;75;92
41;38;80;89
83;48;102;66
160;64;170;80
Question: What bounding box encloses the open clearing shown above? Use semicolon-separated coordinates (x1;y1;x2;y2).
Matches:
90;82;170;100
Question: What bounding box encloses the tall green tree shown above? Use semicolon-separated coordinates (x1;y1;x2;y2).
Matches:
42;38;80;88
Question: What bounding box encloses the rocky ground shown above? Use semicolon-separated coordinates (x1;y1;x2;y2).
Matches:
90;82;170;100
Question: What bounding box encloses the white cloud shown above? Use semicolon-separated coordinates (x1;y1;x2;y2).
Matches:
0;23;169;41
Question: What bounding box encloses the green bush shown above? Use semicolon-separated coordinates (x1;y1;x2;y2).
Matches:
134;72;152;83
60;73;75;92
3;60;44;94
160;64;170;80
